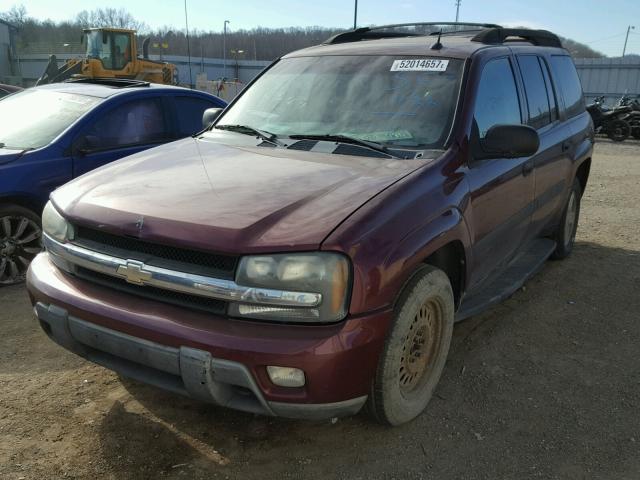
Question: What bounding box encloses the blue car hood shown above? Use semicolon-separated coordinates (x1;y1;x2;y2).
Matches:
0;149;26;165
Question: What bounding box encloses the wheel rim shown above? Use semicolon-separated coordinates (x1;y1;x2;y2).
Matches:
0;215;42;285
563;191;578;247
399;299;443;394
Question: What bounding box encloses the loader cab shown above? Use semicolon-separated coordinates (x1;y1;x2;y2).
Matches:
84;28;135;71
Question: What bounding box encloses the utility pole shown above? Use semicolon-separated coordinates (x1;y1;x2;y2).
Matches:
184;0;192;88
223;20;230;79
455;0;461;22
623;25;635;57
354;0;358;29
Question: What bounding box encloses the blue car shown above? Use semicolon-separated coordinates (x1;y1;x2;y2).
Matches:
0;78;226;285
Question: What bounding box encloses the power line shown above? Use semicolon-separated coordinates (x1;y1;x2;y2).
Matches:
584;32;626;45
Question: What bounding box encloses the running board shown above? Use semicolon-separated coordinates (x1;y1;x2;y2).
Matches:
455;238;556;322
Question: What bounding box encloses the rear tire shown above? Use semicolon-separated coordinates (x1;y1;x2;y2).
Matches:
368;265;454;426
0;205;42;286
551;179;582;260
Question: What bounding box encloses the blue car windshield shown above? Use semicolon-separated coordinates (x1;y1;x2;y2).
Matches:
0;89;100;150
216;55;464;148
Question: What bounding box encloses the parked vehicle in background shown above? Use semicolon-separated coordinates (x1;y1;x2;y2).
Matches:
28;23;593;425
586;95;632;141
616;94;640;139
0;78;226;285
0;83;22;99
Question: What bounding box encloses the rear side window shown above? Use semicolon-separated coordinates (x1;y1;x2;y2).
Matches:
174;96;219;136
549;56;585;118
517;55;551;129
474;57;522;139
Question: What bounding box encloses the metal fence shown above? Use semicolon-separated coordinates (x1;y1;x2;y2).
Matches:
575;57;640;104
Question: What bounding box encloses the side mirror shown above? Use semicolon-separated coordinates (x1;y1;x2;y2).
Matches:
73;135;101;156
480;124;539;159
202;108;223;129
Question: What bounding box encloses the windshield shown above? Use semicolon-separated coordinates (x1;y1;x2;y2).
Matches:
217;55;464;149
0;90;100;150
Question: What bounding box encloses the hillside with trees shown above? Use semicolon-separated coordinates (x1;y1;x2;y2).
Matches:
1;5;606;60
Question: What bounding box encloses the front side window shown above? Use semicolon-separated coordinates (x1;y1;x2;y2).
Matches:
549;55;585;118
517;55;551;129
80;98;169;150
474;57;522;139
0;89;100;150
216;55;464;149
174;96;218;136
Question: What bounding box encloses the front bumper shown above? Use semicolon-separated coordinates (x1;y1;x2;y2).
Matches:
28;253;392;420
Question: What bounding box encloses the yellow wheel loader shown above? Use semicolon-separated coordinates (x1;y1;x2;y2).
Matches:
36;28;178;86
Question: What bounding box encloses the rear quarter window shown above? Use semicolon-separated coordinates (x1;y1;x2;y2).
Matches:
549;56;585;119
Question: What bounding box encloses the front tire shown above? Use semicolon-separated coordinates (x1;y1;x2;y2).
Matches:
552;179;582;260
368;265;454;426
0;205;42;286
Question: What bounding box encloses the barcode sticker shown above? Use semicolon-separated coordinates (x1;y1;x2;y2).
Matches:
390;59;449;72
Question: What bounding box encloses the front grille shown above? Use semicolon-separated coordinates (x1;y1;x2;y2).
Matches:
75;267;227;315
74;226;238;279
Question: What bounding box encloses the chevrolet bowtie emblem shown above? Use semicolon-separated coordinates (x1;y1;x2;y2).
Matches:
116;260;152;285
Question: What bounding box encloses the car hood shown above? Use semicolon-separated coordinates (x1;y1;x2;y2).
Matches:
52;137;435;254
0;148;27;165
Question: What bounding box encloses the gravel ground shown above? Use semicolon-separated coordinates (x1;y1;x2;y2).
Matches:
1;140;639;480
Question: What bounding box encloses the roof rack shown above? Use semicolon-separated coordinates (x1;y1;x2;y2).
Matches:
324;22;502;45
471;28;562;47
63;77;151;88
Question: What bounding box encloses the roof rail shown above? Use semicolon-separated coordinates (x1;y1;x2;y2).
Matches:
63;77;151;88
471;28;562;48
324;22;502;45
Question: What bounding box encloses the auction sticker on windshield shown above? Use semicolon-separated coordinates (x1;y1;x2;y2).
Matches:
390;59;449;72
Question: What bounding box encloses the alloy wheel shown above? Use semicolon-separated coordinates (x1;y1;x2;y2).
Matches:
0;215;42;285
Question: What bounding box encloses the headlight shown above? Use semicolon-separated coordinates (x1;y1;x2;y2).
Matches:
42;201;74;243
230;252;350;323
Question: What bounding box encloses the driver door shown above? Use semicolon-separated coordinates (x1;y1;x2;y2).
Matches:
465;56;536;289
72;97;172;177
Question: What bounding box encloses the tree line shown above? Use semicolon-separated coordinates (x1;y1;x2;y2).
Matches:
1;5;606;60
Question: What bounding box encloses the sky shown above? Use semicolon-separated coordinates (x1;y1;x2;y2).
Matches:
3;0;640;57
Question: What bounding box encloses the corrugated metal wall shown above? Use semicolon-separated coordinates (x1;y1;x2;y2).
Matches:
575;57;640;104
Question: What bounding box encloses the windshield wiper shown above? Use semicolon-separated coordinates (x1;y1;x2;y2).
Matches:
287;134;401;158
214;124;284;146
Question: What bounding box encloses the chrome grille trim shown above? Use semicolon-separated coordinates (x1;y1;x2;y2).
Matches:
43;234;322;308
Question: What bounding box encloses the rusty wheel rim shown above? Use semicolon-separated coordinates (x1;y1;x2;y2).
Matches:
399;299;443;394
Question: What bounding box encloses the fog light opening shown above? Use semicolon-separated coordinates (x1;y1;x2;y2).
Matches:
266;366;306;387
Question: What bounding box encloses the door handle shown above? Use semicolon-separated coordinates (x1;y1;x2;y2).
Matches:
522;161;534;176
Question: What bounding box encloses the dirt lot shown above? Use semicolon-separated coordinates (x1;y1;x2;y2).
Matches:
1;140;639;480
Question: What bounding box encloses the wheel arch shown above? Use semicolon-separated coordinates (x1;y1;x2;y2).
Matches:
388;208;471;312
0;194;44;217
575;157;591;196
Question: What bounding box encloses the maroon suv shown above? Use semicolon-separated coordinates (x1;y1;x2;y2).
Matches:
27;23;594;425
